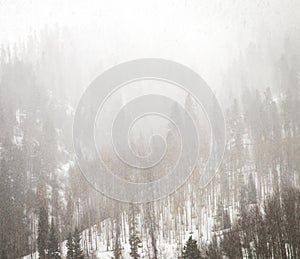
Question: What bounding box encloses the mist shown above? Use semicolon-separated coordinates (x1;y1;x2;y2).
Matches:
0;1;300;258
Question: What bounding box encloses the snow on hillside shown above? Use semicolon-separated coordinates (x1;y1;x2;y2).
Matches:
22;213;201;259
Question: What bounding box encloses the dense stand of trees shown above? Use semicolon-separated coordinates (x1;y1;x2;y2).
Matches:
202;187;300;258
0;27;299;258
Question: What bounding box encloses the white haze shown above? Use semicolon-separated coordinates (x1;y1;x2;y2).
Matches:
1;0;300;102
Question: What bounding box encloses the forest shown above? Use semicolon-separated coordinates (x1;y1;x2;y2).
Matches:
0;19;300;259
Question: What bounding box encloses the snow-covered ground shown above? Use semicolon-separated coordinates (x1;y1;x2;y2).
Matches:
22;215;201;259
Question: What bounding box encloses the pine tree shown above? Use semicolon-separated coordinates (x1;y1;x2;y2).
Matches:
73;227;84;259
48;217;61;259
114;217;123;259
206;234;221;259
216;201;223;229
0;150;12;257
129;205;142;259
66;232;74;259
223;209;231;229
37;207;49;259
182;236;202;259
240;185;248;213
114;240;123;259
248;173;257;204
220;225;243;258
129;233;142;259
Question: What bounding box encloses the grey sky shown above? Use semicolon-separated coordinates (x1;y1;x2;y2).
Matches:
1;0;299;95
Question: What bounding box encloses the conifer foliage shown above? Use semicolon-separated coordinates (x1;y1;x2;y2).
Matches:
66;232;74;259
74;227;85;259
129;205;142;259
182;236;202;259
37;207;49;259
66;227;85;259
48;218;61;259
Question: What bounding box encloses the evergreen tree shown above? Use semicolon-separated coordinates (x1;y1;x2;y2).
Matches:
216;202;231;229
37;207;49;259
114;240;123;259
223;209;231;229
239;185;248;213
129;205;142;259
66;232;74;259
114;217;123;259
129;233;142;259
206;234;221;259
182;236;202;259
216;201;223;229
248;173;257;204
220;225;243;258
48;217;61;259
0;149;13;257
73;227;84;259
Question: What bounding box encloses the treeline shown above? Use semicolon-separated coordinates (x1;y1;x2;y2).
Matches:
0;31;89;258
0;56;61;258
0;26;300;258
180;187;300;258
203;187;300;259
37;205;84;259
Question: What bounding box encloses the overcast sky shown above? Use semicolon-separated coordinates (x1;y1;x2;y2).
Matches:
0;0;299;94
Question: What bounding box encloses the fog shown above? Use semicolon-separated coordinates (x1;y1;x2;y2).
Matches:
1;0;300;103
1;1;300;258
